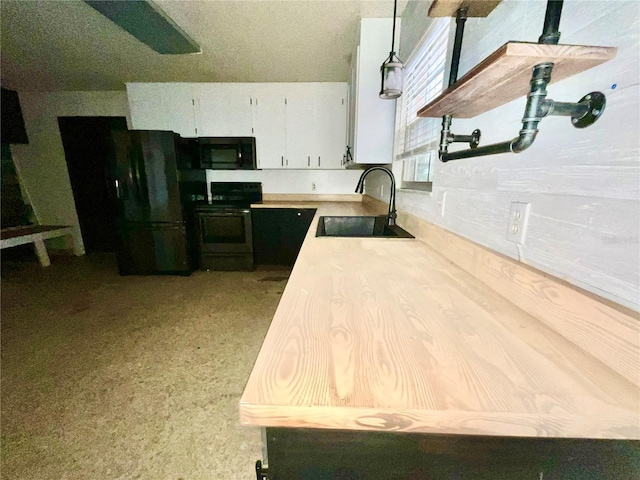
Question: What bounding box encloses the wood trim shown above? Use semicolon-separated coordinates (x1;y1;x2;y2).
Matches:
240;404;638;439
363;196;640;388
428;0;502;18
417;42;617;118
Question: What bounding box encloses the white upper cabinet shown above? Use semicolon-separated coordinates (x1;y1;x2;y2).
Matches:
127;83;170;131
346;18;400;165
312;83;347;169
285;84;315;169
126;82;348;169
126;83;197;137
251;85;287;169
345;46;359;163
162;84;198;137
196;84;253;137
251;83;346;170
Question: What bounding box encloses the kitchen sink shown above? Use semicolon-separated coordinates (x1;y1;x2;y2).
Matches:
316;216;414;238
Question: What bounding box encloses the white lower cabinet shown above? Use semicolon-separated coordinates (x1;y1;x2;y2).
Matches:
126;82;347;169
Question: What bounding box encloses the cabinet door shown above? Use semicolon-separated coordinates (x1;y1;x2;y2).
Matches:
251;208;285;265
127;84;169;131
197;85;253;137
252;208;316;266
163;84;198;137
281;209;315;265
252;95;287;169
345;47;359;166
313;84;347;169
126;83;197;137
285;86;314;169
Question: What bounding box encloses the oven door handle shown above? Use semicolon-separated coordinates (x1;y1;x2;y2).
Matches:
202;210;250;216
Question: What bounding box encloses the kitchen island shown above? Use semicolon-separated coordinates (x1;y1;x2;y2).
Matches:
241;199;640;479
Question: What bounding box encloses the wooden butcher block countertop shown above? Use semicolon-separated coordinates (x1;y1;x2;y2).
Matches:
240;200;640;439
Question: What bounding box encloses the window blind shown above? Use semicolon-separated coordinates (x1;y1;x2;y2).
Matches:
396;18;450;162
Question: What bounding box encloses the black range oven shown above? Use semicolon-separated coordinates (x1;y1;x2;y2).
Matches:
195;182;262;271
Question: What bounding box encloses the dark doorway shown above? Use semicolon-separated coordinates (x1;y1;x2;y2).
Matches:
58;117;128;253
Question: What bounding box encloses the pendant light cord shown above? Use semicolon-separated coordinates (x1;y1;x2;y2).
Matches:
390;0;398;55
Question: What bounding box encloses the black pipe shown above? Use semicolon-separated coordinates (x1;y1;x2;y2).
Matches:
539;0;564;44
448;7;468;87
442;63;553;162
440;7;473;159
442;140;512;161
439;115;452;157
545;101;589;118
441;0;571;162
451;129;481;148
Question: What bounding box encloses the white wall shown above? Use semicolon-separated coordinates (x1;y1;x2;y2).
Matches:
10;91;131;251
206;169;363;194
366;0;640;310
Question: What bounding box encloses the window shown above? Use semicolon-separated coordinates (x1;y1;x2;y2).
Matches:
394;18;451;190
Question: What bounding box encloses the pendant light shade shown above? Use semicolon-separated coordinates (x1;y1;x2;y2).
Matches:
380;53;404;99
379;0;404;99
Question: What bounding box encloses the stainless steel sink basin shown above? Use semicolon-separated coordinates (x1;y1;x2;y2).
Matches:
316;216;414;238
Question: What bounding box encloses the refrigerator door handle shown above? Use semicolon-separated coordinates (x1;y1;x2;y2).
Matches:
140;161;150;207
128;146;141;200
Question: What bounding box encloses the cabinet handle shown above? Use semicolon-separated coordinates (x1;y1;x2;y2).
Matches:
318;156;321;167
308;156;310;167
281;156;284;167
286;158;289;166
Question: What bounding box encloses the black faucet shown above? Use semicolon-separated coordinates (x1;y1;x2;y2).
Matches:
355;166;397;226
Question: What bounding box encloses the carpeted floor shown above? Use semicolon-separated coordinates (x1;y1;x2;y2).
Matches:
1;254;287;479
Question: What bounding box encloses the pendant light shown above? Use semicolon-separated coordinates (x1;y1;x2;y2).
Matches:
379;0;404;99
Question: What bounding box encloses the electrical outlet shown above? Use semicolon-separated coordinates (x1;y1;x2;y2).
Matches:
438;191;447;217
311;182;317;191
506;202;531;244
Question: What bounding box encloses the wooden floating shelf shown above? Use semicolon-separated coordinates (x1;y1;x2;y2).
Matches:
417;42;617;119
428;0;502;18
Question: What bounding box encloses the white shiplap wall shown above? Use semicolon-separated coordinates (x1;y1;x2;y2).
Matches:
365;0;640;310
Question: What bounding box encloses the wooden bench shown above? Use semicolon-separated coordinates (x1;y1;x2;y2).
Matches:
0;225;83;267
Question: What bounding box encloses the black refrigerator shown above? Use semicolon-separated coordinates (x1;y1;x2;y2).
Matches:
112;130;199;275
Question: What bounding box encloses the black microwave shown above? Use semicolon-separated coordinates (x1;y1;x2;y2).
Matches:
198;137;256;170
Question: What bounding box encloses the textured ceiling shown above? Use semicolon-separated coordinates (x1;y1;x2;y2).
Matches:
0;0;410;91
